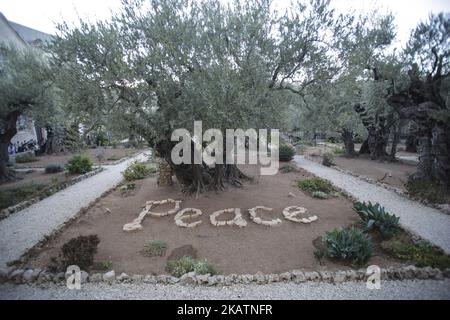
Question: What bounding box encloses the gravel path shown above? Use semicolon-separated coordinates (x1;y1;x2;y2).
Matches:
293;155;450;254
0;279;449;300
0;151;150;269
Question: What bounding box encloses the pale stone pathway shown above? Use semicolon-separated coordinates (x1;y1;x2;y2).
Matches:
1;279;449;300
293;155;450;254
0;151;150;268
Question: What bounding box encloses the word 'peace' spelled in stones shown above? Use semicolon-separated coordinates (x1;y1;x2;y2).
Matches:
123;199;318;231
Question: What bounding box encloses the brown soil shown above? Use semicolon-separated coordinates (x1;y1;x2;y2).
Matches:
27;165;402;275
304;145;416;191
14;147;142;169
0;170;68;191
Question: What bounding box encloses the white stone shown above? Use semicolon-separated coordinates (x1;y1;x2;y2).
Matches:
283;206;318;224
175;208;203;228
248;206;282;227
103;270;116;282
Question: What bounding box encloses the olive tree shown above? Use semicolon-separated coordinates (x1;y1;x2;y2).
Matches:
0;47;53;181
50;0;354;193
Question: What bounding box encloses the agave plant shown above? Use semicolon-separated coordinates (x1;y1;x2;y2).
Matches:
323;227;373;267
353;201;400;239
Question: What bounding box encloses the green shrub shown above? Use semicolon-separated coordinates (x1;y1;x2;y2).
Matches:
298;178;336;195
122;161;153;181
322;227;373;267
143;240;167;257
322;152;335;167
381;238;450;270
15;153;38;163
101;260;113;270
279;144;295;162
279;164;298;173
45;164;64;174
66;154;93;175
333;146;345;155
312;191;329;199
95;131;109;146
353;201;400;239
166;256;217;277
118;183;136;193
61;235;100;270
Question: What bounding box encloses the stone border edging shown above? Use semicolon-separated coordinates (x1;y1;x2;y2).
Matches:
1;265;449;287
303;155;450;216
0;168;104;221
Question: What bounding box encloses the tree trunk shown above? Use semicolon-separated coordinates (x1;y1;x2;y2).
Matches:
432;124;450;187
389;119;402;161
0;111;20;182
153;138;249;195
405;133;418;153
365;126;388;160
414;132;433;181
340;128;356;157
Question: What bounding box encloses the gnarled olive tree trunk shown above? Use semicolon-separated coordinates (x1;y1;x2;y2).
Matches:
0;111;20;182
340;128;356;157
152;138;250;195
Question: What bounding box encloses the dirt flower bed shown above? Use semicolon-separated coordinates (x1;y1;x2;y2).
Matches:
22;164;409;276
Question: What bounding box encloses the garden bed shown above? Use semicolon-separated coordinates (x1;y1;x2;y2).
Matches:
13;147;143;169
23;164;406;276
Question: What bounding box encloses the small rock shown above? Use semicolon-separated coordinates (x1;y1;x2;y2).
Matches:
197;274;210;285
292;270;306;283
168;276;179;284
267;274;279;283
117;273;130;283
90;273;103;283
143;275;157;284
215;275;225;285
402;265;417;279
279;272;292;281
254;272;266;284
180;272;197;285
305;271;320;282
288;192;296;198
22;269;35;283
319;271;333;283
31;269;42;282
131;274;144;283
332;271;347;284
345;270;358;281
207;275;218;286
103;270;116;282
241;274;253;284
80;271;89;284
9;269;25;284
105;208;112;214
157;275;170;284
53;272;65;284
36;271;52;284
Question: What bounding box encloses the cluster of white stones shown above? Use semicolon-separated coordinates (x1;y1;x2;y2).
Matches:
175;208;203;228
209;208;247;228
248;206;282;227
282;206;318;224
124;200;318;231
147;198;182;217
123;198;182;232
123;209;149;232
3;265;448;286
